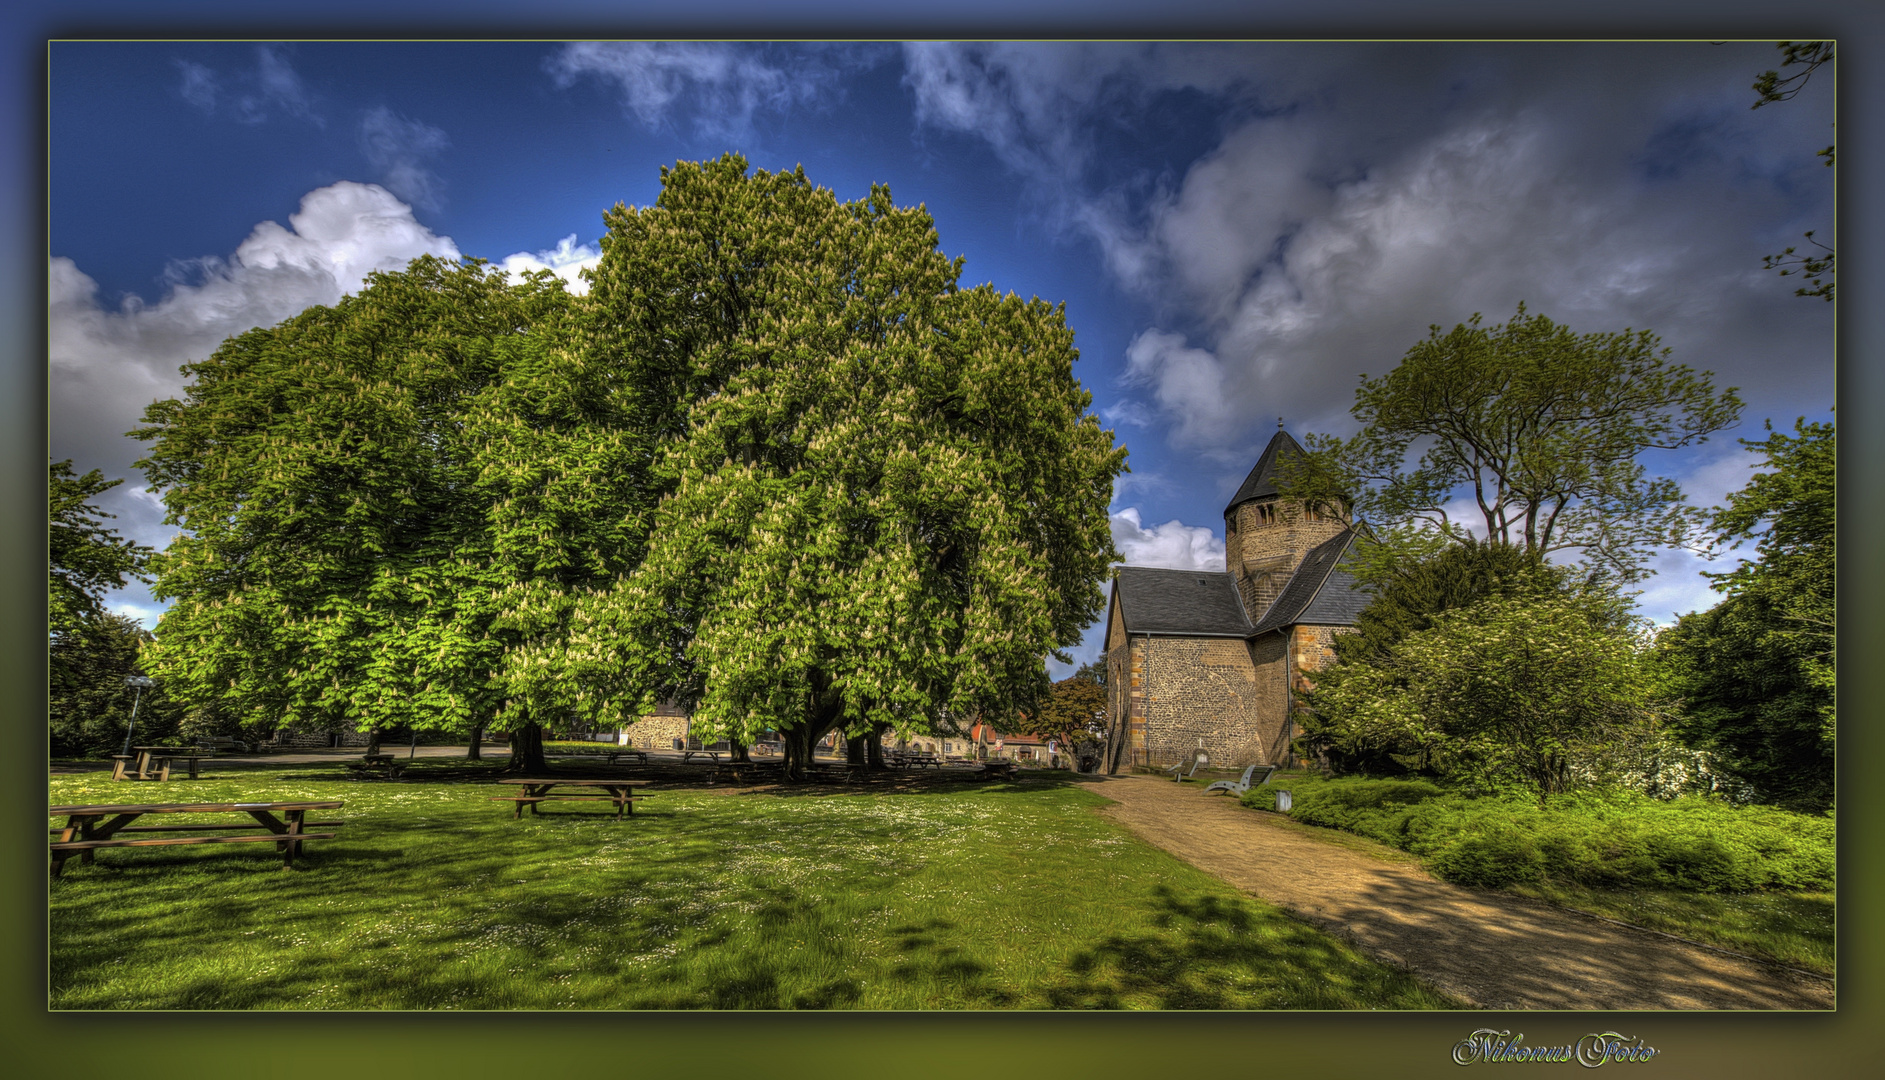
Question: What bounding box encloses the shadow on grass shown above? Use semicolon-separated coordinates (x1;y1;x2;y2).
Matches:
1045;885;1454;1010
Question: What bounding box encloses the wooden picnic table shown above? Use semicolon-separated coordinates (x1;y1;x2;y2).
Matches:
491;778;655;820
681;749;721;762
113;746;211;781
979;759;1017;779
49;800;344;876
345;753;407;779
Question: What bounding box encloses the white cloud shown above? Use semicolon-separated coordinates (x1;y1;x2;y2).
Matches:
547;42;853;139
498;234;602;294
174;45;320;126
51;180;461;518
358;107;450;210
1120;328;1240;450
1110;507;1225;571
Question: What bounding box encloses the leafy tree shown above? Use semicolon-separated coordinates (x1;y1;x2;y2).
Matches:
1752;41;1835;301
50;612;182;757
1330;539;1564;666
1282;305;1741;583
1302;586;1661;799
50;459;151;638
1652;418;1833;810
1035;662;1108;768
521;156;1125;780
134;256;641;771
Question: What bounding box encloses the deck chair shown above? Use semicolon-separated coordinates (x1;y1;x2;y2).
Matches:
1164;747;1210;782
1203;763;1276;796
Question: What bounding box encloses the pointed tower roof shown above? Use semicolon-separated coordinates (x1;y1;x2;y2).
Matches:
1223;429;1306;517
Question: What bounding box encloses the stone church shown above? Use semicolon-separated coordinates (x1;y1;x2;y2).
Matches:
1102;430;1367;770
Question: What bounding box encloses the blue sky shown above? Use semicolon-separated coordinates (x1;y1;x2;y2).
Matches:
47;40;1836;674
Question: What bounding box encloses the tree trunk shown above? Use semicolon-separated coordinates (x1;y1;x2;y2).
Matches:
781;724;816;781
467;720;486;761
364;726;383;756
845;733;868;766
729;739;751;764
866;725;888;770
502;721;549;773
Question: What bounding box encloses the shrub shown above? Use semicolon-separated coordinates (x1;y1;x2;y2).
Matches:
1245;776;1833;893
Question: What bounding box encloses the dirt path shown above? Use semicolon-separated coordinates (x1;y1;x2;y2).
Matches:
1078;773;1833;1010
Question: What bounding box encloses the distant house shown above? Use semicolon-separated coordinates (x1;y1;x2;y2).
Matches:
1103;430;1368;770
619;699;691;748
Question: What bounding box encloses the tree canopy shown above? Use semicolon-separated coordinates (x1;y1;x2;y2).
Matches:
1653;418;1833;810
133;256;644;765
50;459;151;638
1303;583;1659;799
1282;305;1741;583
511;156;1125;778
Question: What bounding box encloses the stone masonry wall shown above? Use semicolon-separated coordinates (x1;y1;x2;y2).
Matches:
1247;632;1291;765
622;714;691;748
1227;498;1348;618
1106;635;1145;766
1141;636;1274;768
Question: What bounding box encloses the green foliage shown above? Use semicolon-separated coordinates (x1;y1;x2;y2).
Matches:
1302;584;1658;796
134;256;639;740
1331;539;1564;665
1281;305;1741;582
49;613;182;757
522;156;1125;772
50;459;151;638
1652;418;1834;811
1245;775;1834;894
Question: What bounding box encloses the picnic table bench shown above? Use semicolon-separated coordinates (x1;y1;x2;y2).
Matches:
891;752;943;769
345;753;407;779
550;749;649;766
50;800;344;876
491;778;654;820
681;749;722;762
112;746;211;781
979;759;1017;779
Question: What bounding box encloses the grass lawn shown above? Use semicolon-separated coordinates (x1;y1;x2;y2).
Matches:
48;763;1458;1010
1502;881;1835;975
1234;771;1835;976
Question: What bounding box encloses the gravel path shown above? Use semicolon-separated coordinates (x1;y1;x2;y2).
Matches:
1078;773;1833;1010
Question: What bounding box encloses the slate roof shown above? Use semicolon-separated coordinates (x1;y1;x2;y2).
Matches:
1110;567;1253;637
1223;430;1306;517
1251;529;1370;635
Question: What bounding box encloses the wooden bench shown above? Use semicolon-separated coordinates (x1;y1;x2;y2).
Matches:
50;801;344;875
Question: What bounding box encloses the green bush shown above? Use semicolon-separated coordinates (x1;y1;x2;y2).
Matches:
1243;776;1832;893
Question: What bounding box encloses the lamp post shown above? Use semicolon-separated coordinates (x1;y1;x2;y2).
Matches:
120;675;154;757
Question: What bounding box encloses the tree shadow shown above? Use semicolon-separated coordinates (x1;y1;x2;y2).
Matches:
1046;885;1452;1010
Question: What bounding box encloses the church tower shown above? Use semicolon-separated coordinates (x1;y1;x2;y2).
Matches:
1223;429;1349;619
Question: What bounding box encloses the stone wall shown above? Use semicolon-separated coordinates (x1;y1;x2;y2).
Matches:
621;714;691;749
1247;632;1291;765
1227;498;1348;617
1139;636;1274;768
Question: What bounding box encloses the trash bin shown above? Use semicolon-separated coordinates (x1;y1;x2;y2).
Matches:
1275;790;1293;812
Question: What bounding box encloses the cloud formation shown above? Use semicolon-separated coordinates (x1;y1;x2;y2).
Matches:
173;45;320;126
547;42;866;139
51;181;462;595
908;43;1832;617
1109;507;1226;572
498;234;602;294
358;107;450;210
